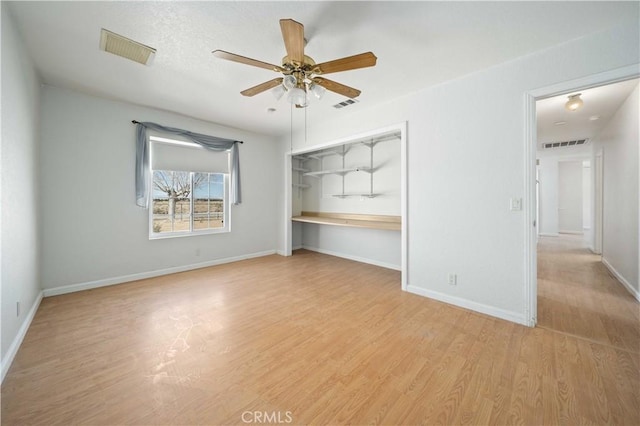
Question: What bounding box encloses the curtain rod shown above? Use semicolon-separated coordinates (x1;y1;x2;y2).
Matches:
131;120;243;143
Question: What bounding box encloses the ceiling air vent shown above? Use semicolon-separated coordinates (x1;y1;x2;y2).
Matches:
100;29;156;65
333;99;359;109
543;139;589;150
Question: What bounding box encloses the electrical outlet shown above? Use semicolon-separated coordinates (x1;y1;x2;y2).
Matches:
448;273;457;286
16;302;20;317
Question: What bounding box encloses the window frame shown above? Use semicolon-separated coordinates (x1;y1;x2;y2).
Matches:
148;137;231;240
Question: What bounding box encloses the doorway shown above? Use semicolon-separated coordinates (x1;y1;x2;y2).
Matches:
524;64;639;328
535;79;639;348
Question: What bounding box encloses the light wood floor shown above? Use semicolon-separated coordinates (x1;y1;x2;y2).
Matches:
538;234;640;352
2;247;639;425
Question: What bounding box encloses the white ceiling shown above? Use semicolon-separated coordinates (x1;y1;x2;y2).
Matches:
536;78;639;151
6;1;639;137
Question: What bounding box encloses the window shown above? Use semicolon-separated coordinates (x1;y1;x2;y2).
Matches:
149;137;230;238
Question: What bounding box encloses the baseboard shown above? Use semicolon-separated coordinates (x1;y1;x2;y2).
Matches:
301;245;401;271
406;285;527;325
42;250;276;297
601;257;640;302
559;230;584;235
1;291;43;383
292;245;303;251
539;233;559;237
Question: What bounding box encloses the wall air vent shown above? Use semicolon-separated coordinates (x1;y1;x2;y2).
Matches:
333;99;359;109
100;29;156;65
543;139;589;150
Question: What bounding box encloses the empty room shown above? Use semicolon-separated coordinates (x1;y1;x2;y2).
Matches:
1;1;639;425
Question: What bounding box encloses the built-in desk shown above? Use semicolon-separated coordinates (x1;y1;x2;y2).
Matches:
291;211;401;231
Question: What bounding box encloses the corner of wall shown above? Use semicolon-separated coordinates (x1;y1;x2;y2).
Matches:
1;2;44;374
1;291;43;383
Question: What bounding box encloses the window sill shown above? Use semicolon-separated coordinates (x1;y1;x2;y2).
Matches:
149;228;229;240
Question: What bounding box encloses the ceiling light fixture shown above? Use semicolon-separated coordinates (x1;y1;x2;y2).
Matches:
309;83;326;100
270;73;326;108
283;75;297;90
287;86;307;107
271;85;286;100
565;93;583;111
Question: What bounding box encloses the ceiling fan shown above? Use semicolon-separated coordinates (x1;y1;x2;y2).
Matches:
212;18;377;107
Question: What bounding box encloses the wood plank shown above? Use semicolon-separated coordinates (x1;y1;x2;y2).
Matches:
301;211;400;223
537;234;640;351
292;211;401;231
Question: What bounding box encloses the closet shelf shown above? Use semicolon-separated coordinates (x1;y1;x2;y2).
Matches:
292;155;314;163
304;166;372;178
307;150;349;160
332;193;380;198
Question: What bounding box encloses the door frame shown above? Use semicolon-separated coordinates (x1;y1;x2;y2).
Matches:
523;64;639;327
593;149;604;254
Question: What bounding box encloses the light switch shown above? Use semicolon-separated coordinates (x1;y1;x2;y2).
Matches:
510;198;522;211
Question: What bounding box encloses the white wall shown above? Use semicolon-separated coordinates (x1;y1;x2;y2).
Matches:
592;83;639;297
558;160;583;233
301;224;401;270
1;7;42;369
280;20;639;324
39;86;280;291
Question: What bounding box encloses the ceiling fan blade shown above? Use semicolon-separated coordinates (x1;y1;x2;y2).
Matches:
315;52;377;75
280;19;305;64
213;50;283;72
240;78;284;97
313;77;361;99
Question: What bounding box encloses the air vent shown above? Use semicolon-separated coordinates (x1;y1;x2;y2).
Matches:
333;99;359;109
100;29;156;65
543;139;589;150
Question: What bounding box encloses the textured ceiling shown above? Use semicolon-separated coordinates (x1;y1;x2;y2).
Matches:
6;1;639;137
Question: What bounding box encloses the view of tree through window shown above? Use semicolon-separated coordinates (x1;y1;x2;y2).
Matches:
152;170;225;235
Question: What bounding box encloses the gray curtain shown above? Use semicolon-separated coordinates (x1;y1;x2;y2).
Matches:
135;121;242;208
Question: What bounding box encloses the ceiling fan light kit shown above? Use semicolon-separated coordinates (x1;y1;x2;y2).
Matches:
565;93;584;111
309;83;326;100
271;84;286;100
287;87;307;106
283;74;297;90
213;18;377;108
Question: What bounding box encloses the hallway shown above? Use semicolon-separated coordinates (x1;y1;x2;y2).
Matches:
537;234;640;353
